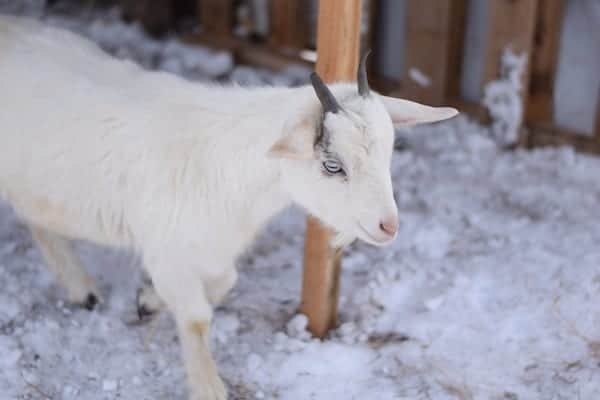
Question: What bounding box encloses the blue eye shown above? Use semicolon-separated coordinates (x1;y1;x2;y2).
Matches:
323;160;344;175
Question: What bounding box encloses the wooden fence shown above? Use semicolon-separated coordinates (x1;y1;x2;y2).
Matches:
180;0;600;154
125;0;600;336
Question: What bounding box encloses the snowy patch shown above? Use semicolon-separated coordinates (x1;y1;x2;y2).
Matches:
483;48;528;147
1;3;600;400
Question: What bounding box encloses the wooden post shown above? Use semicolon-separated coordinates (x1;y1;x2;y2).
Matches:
526;0;565;125
300;0;361;338
403;0;467;105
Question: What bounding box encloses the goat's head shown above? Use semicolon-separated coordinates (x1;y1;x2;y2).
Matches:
268;53;458;247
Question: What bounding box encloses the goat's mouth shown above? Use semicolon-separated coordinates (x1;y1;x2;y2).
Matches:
356;222;395;247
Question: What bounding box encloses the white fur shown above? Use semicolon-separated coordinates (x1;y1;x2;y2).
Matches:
0;15;457;400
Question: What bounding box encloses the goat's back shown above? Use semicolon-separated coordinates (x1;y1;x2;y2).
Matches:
0;15;177;245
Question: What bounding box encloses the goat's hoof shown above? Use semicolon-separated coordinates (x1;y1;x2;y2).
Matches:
83;293;99;311
135;288;161;320
135;285;165;321
136;303;155;320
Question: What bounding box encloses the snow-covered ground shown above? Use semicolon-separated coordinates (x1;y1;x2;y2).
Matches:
2;2;600;400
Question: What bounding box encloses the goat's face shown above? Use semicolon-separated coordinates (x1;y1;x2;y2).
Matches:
269;58;457;247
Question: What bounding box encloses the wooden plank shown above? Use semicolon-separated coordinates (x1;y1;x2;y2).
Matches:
482;0;538;87
529;122;600;154
236;42;313;70
269;0;308;51
198;0;233;37
526;0;565;125
482;0;538;146
596;89;600;140
300;0;361;338
403;0;466;105
183;33;314;71
183;32;240;52
445;0;468;100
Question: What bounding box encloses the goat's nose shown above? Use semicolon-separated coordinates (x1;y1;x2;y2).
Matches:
379;216;399;236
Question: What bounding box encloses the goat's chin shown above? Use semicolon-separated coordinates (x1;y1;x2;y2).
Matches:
331;231;357;248
356;233;395;247
361;237;392;247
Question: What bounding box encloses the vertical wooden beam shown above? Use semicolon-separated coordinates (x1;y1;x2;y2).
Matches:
445;0;467;100
482;0;538;93
300;0;361;338
270;0;307;50
311;1;361;81
482;0;538;145
595;88;600;140
198;0;234;37
403;0;466;105
526;0;565;125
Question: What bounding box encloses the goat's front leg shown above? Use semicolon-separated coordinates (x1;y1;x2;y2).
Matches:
177;313;226;400
30;225;100;309
149;266;227;400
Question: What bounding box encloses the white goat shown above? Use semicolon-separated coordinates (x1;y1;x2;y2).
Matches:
0;15;457;400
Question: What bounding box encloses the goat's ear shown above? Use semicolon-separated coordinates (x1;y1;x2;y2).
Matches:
267;117;316;159
379;95;458;127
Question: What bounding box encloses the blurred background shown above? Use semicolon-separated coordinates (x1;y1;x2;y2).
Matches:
1;1;600;399
3;0;599;151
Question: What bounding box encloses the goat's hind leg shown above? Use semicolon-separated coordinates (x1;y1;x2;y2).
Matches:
136;266;237;321
136;279;165;320
30;225;100;310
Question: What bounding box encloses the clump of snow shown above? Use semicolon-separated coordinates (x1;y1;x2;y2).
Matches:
285;314;311;341
483;48;528;146
408;67;431;87
212;313;240;345
101;379;118;392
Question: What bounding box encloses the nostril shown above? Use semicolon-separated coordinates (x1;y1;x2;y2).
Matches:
379;218;398;236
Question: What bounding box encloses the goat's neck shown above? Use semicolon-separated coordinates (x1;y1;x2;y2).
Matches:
183;85;315;247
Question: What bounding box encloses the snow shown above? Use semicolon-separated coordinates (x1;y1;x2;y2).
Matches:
2;2;600;400
483;48;528;146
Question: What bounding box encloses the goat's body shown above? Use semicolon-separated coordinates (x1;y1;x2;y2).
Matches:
0;14;451;400
1;16;311;398
0;14;295;270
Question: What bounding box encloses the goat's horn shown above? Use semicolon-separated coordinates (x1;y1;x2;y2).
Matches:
358;50;371;97
310;72;340;114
